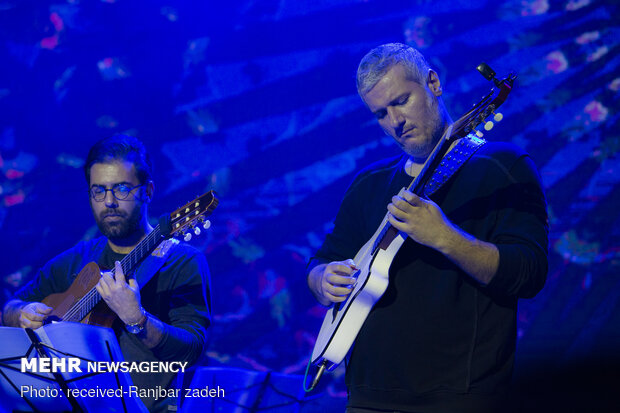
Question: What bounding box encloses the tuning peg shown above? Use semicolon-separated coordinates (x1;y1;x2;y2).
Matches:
184;232;192;242
477;62;502;87
484;121;494;131
475;130;484;138
493;112;503;122
193;226;201;236
202;219;211;229
477;62;496;81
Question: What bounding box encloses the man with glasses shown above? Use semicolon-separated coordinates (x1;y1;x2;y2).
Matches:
2;135;211;412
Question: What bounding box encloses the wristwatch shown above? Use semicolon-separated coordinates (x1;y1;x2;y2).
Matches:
125;309;148;334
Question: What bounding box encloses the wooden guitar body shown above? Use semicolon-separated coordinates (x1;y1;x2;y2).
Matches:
42;262;116;327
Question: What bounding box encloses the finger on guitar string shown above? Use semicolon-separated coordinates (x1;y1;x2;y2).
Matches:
324;264;357;286
389;188;430;216
96;271;114;298
113;260;126;285
111;261;140;293
389;194;418;215
94;261;143;324
326;274;357;286
400;190;425;206
324;274;356;296
326;259;358;277
322;277;354;302
128;277;140;292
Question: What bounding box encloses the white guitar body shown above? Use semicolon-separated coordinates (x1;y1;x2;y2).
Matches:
311;214;407;370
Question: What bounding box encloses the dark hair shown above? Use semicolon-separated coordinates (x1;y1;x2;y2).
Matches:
84;135;152;185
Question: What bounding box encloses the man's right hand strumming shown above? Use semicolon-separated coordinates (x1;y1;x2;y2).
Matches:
2;300;52;329
307;259;358;306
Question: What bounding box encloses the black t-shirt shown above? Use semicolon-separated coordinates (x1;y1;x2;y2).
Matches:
98;242;127;272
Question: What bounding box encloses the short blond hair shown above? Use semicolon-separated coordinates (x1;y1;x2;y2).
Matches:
356;43;432;96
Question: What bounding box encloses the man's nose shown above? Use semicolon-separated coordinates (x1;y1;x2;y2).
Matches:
386;107;403;129
104;190;118;207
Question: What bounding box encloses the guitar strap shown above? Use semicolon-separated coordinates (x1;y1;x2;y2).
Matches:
133;238;180;289
422;134;487;197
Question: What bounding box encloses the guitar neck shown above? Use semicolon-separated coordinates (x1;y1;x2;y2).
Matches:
374;125;455;252
116;224;165;277
407;125;454;195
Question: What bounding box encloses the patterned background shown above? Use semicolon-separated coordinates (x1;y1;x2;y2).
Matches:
0;0;618;410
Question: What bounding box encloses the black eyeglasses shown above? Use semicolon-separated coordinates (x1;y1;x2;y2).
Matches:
89;183;145;202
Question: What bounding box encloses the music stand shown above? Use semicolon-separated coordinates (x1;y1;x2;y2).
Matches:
177;366;319;413
0;322;148;413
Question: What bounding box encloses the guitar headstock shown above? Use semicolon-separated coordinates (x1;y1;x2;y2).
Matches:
451;63;516;140
164;190;219;241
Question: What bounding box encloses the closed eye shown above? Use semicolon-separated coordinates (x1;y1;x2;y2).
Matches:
374;109;387;120
396;95;409;105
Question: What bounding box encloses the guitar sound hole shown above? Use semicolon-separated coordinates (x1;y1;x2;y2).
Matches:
44;315;63;324
331;302;341;322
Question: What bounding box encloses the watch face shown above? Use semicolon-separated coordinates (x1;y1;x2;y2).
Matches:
126;324;144;334
126;311;147;334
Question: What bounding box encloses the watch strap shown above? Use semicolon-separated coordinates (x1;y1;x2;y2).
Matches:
125;309;148;334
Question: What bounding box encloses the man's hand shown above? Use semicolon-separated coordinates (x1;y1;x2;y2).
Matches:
96;261;144;325
308;259;358;306
15;302;53;329
387;189;456;250
387;188;499;284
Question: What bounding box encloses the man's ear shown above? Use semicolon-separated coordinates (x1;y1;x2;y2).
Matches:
144;181;154;203
427;70;442;96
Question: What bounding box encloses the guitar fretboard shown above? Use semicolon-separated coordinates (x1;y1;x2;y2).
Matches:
118;225;163;277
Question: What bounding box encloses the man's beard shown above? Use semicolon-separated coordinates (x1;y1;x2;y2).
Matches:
95;207;142;241
402;114;445;158
402;101;445;159
402;116;444;158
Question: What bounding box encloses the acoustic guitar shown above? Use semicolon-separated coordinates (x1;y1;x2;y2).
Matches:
42;190;218;328
309;64;517;388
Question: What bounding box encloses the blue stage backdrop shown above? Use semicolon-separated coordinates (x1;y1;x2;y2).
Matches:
0;0;618;409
